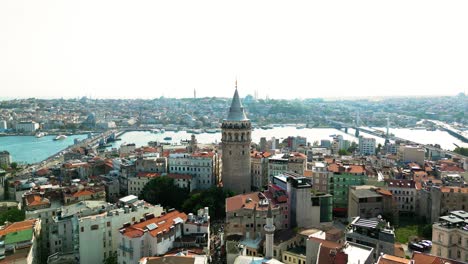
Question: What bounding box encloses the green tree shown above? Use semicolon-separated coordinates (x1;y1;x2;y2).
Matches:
139;177;189;210
338;149;350;156
182;187;234;220
453;147;468;156
0;208;25;223
103;251;118;264
10;162;18;170
347;142;358;153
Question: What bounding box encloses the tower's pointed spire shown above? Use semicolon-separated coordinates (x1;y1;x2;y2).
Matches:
226;80;248;121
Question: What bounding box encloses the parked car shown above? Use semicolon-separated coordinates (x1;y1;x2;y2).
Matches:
409;242;425;251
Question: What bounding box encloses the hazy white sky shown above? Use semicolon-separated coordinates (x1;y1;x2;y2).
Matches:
1;0;467;99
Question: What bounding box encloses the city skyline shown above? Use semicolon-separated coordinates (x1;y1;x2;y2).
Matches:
1;0;468;99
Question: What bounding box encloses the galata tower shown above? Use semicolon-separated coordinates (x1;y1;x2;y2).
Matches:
221;81;252;194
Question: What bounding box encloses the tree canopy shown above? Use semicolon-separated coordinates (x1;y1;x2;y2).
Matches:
0;208;25;224
139;177;189;210
182;187;234;220
140;177;234;220
454;147;468;156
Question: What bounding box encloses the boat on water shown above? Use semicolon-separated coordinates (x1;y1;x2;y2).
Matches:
296;124;306;129
35;132;46;138
53;135;67;141
163;137;172;141
205;129;217;134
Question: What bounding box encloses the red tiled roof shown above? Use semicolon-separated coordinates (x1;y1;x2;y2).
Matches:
226;192;280;212
440;187;468;194
376;188;392;196
25;194;49;207
121;210;187;238
328;163;365;174
168;174;192;180
250;151;272;158
377;254;411;264
72;189;94;197
191;152;215;157
412;251;466;264
0;219;37;236
137;172;162;178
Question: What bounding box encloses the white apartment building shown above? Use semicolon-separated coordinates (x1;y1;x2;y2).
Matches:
168;152;217;190
359;136;376;156
118;208;210;264
78;195;163;264
0;120;7;130
15;121;39;133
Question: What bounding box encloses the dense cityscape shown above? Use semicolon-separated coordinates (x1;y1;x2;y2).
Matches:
0;89;466;264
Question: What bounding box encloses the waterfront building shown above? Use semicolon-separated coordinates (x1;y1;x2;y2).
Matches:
221;86;252;194
431;210;468;263
0;151;11;167
0;219;41;263
118;208;210;264
398;145;425;166
331;135;350;154
14;121;39;133
0;120;7;130
345;217;396;262
359;136;376;156
285;136;307;151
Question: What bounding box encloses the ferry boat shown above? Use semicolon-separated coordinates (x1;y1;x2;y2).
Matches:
53;135;67;141
35;132;46;138
205;129;217;134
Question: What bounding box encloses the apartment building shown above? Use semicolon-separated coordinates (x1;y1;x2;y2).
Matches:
431;210;468;262
251;151;271;190
118;208;209;264
168;152;218;190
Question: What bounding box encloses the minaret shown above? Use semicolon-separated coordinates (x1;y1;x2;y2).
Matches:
264;202;275;259
385;117;390;145
221;80;252;194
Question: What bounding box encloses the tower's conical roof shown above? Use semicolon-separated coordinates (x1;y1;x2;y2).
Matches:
226;88;249;121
